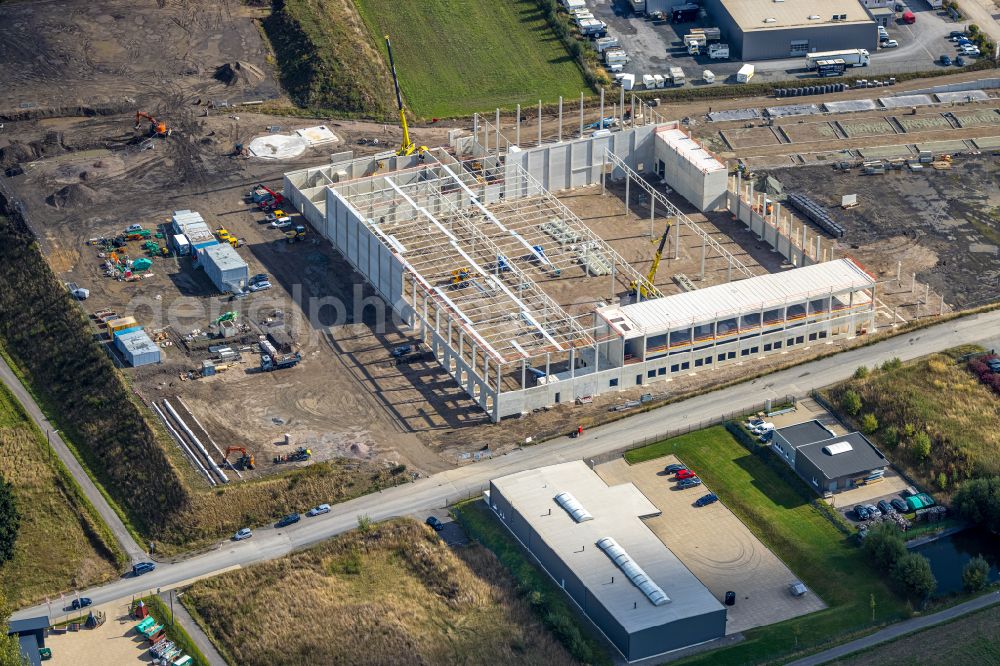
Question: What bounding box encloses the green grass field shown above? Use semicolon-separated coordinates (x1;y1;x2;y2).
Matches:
0;382;120;606
354;0;590;118
625;427;907;666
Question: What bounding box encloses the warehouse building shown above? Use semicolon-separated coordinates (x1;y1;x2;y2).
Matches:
702;0;877;60
771;420;888;494
197;243;248;294
114;329;161;367
487;461;726;661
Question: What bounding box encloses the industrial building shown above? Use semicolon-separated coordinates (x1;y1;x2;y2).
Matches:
702;0;877;60
114;329;161;367
771;420;888;494
487;461;726;661
197;243;248;294
283;121;876;421
7;616;49;666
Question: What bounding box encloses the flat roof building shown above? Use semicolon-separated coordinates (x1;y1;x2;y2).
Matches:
772;421;888;494
487;461;726;662
703;0;877;60
197;243;248;294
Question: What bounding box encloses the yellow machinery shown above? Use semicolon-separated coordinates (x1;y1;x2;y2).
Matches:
629;222;672;299
451;267;472;287
384;36;427;157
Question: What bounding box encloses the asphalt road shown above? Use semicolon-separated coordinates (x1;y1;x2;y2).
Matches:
12;307;1000;622
789;591;1000;666
0;354;147;565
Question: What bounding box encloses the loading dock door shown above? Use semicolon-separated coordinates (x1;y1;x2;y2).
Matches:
790;40;809;56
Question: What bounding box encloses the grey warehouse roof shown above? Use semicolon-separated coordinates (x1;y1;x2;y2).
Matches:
490;461;724;633
720;0;873;31
200;243;247;272
116;330;159;355
797;432;887;480
776;420;835;448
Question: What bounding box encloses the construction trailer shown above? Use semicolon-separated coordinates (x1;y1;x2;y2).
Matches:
197;243;248;294
115;329;161;367
283;123;874;421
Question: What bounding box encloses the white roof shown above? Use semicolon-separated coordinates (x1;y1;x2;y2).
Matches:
201;243;247;272
598;259;874;336
490;461;724;633
656;126;726;174
720;0;873;31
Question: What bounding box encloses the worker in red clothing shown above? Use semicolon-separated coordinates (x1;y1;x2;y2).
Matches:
577;425;584;437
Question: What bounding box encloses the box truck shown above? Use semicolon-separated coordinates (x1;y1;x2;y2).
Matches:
708;43;729;59
816;59;847;77
736;64;755;83
604;48;630;72
669;66;686;86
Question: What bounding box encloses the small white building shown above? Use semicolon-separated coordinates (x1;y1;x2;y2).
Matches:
652;125;727;211
197;243;248;294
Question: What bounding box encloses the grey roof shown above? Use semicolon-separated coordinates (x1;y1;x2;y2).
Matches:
776;420;835;448
490;461;725;634
7;616;49;634
718;0;873;31
18;634;40;666
796;432;886;480
201;243;248;273
116;330;159;356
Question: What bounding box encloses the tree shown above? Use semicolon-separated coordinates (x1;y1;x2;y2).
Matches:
936;472;949;491
0;476;19;565
841;389;862;416
863;523;906;572
913;432;932;460
882;424;899;449
953;477;1000;533
892;552;937;600
861;413;879;434
962;555;990;592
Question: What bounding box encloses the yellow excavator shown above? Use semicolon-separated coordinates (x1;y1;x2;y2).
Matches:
384;36;427;157
629;222;672;299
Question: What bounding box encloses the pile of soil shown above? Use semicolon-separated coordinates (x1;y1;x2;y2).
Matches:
46;183;98;209
0;131;68;169
214;61;265;87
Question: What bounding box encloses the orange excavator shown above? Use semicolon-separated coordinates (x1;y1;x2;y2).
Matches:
222;446;255;470
134;112;172;137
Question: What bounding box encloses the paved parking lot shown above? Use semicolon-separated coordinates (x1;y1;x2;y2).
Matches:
585;0;968;87
596;457;826;635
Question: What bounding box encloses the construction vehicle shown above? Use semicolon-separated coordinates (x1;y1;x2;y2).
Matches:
384;36;427;157
134;112;172;137
284;224;306;243
260;351;301;371
216;227;234;243
222;446;255;470
273;446;312;464
629;222;672;298
255;185;285;210
450;266;472;287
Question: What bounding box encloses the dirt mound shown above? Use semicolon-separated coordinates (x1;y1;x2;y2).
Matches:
0;131;68;169
46;183;98;209
214;61;265;87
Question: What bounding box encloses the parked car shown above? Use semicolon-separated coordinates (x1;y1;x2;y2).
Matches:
882;39;899;48
271;218;292;229
745;417;764;429
233;528;253;541
391;344;414;358
853;504;869;520
955;55;966;66
307;503;331;516
940;55;952;65
877;500;894;515
425;516;444;531
759;430;774;443
957;37;973;46
949;30;967;39
677;477;703;489
890;498;908;513
275;513;301;528
751;422;775;435
664;463;687;473
132;561;156;576
724;591;736;606
251;273;269;284
71;597;93;610
676;468;697;480
695;493;719;507
248;280;272;292
864;504;881;518
960;45;980;56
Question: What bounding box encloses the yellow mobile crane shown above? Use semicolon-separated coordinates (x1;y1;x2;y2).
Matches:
629;222;672;299
384;36;427;157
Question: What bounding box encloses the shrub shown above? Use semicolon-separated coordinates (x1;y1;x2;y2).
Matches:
962;555;990;592
936;472;949;491
881;357;903;372
853;365;870;379
892;552;936;600
861;413;879;434
969;24;980;35
357;514;373;533
0;476;19;565
841;389;862;416
882;424;899;449
913;432;932;460
863;523;906;572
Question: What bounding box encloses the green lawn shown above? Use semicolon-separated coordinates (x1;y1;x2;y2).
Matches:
354;0;591;118
625;427;907;666
0;382;121;606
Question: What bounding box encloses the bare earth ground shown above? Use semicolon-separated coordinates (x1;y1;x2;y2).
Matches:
44;600;149;665
2;0;997;490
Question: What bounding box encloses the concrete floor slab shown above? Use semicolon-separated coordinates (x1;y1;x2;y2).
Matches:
595;457;826;635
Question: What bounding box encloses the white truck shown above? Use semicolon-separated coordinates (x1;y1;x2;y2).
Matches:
577;18;608;37
736;63;755;83
594;36;621;53
708;43;729;59
668;66;685;86
805;49;870;69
